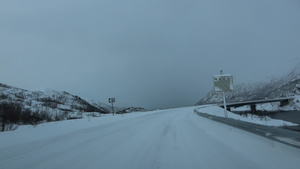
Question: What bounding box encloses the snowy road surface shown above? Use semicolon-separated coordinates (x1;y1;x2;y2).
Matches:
1;106;299;169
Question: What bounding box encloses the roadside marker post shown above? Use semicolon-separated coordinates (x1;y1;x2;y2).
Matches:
213;70;234;118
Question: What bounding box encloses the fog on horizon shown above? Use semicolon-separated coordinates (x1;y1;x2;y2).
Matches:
1;0;300;109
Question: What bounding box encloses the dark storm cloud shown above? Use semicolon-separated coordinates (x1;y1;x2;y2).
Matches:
1;0;300;109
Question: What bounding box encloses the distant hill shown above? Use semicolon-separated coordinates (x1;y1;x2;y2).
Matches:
116;107;147;114
0;83;146;131
86;99;125;114
197;64;300;105
0;83;110;118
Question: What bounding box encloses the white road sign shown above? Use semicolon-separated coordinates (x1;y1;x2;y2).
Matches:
213;74;234;92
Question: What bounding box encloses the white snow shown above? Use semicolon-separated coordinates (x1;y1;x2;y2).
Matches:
290;95;300;110
1;106;300;169
274;137;300;147
196;105;297;127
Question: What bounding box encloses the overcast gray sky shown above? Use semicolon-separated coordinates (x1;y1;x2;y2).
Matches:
1;0;300;109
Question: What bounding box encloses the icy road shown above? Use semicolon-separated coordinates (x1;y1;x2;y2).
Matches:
0;106;299;169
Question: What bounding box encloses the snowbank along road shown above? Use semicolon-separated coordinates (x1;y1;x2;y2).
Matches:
0;106;299;169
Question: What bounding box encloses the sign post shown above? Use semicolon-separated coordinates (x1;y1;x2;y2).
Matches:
213;70;234;118
222;91;227;118
108;98;116;116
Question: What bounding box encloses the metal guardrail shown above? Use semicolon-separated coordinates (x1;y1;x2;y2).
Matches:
220;97;295;108
194;108;300;149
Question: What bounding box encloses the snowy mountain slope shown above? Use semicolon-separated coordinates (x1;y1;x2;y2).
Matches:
86;99;125;113
116;106;147;114
0;83;148;129
197;64;300;110
0;83;109;121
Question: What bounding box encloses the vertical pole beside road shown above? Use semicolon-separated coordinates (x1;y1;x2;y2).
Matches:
213;70;233;118
109;98;115;116
220;70;227;118
223;92;228;118
111;101;114;116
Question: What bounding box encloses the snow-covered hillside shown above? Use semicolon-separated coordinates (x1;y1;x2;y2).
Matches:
0;83;109;116
86;99;124;113
197;64;300;111
0;83;113;131
116;107;147;114
0;83;148;131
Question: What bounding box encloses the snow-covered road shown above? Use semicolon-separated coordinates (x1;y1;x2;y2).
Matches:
1;106;299;169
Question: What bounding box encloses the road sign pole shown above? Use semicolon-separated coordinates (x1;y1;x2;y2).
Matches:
223;92;228;118
111;101;114;116
108;98;116;116
213;70;233;118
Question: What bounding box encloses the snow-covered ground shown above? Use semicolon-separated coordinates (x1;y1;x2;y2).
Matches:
196;105;298;127
1;106;299;169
